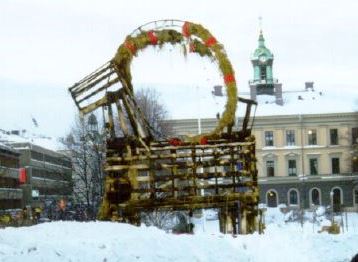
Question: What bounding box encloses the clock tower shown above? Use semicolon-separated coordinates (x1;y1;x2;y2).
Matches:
249;30;283;105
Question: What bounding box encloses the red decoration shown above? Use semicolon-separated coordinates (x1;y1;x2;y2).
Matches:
189;42;195;52
200;137;208;145
124;41;136;54
169;138;182;146
224;73;235;85
205;36;217;47
182;21;191;37
19;168;27;184
147;31;158;45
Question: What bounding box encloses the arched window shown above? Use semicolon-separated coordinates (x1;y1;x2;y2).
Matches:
288;189;299;206
310;188;321;206
266;189;278;207
332;187;343;212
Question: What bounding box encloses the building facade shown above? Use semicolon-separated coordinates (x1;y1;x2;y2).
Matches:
164;30;358;211
9;142;73;208
253;113;358;211
165;112;358;211
0;143;22;210
0;137;73;212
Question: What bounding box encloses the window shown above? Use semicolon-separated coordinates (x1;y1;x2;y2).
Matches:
286;130;295;146
288;189;299;205
331;158;340;174
260;66;267;80
354;187;358;205
266;160;275;177
332;188;343;212
353;158;358;173
311;188;320;205
265;131;274;146
309;158;318;175
267;190;278;207
288;159;297;176
330;129;338;145
352;127;358;145
308;129;317;145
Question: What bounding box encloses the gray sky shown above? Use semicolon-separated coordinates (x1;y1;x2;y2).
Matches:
0;0;357;138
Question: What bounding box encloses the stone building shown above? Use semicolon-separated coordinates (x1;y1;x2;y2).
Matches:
252;113;357;211
164;30;358;212
165;112;358;211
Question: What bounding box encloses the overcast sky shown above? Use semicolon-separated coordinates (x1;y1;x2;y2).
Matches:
0;0;357;138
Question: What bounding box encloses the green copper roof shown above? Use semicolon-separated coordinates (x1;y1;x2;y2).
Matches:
251;31;273;60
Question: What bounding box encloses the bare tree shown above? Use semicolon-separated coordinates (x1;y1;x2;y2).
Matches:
61;114;105;219
64;88;174;222
135;88;172;138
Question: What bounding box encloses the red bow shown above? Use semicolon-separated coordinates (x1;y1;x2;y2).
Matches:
200;137;208;145
205;37;217;47
147;31;158;45
182;21;191;37
124;41;136;54
224;73;235;85
169;138;182;146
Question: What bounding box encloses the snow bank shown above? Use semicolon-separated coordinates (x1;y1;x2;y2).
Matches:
1;210;358;262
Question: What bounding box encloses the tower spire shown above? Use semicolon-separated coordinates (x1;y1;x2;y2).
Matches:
258;16;265;47
258;16;263;34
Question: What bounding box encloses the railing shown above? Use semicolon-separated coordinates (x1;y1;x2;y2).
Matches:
0;188;23;200
0;166;19;179
249;79;278;85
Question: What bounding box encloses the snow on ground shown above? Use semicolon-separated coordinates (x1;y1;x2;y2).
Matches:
1;208;358;262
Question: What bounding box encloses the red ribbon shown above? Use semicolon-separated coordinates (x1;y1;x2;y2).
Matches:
224;73;235;85
124;41;136;54
200;137;208;145
169;138;182;146
147;31;158;45
182;21;191;37
205;36;217;47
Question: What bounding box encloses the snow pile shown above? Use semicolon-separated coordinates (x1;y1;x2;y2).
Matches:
0;222;251;262
1;208;358;262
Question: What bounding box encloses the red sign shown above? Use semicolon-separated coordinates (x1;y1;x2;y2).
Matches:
19;168;27;184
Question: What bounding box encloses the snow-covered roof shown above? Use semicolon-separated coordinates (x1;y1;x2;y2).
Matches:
0;141;18;155
151;84;357;120
0;130;62;152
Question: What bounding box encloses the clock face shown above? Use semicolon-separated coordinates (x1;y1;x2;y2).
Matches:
259;56;267;63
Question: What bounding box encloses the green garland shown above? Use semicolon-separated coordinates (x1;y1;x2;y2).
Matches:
112;21;238;142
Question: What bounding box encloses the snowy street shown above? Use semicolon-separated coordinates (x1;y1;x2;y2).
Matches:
1;208;357;262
